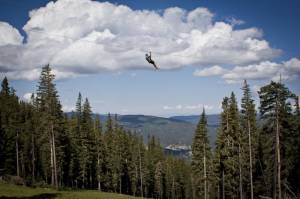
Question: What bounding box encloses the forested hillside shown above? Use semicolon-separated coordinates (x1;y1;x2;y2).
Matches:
79;114;219;146
0;65;192;198
1;65;299;199
170;114;219;126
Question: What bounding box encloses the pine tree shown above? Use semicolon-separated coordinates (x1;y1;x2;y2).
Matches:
0;77;20;176
259;81;296;198
191;108;212;199
68;111;80;188
103;113;115;191
77;98;93;188
82;98;94;188
76;92;82;136
154;161;164;199
240;80;257;199
94;115;104;191
145;136;164;198
36;64;63;188
227;92;241;199
215;93;241;199
288;95;300;195
1;77;9;95
215;97;229;199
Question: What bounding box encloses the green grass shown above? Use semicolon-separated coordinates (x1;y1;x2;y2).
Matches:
0;183;142;199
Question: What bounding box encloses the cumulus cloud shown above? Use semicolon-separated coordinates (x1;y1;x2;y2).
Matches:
0;0;281;80
0;22;23;46
194;58;300;83
223;58;300;83
193;65;227;76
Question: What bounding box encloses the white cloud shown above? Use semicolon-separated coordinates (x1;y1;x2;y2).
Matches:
186;104;214;110
0;69;41;81
252;85;261;95
193;58;300;83
23;92;34;102
226;17;245;26
163;105;183;110
163;104;214;111
193;65;227;76
223;61;280;81
223;58;300;83
62;104;75;112
163;105;172;110
0;22;23;46
0;0;280;80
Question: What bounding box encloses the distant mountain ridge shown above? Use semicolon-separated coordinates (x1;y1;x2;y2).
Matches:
169;114;220;126
66;113;220;147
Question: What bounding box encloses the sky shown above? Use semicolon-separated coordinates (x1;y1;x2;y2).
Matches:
0;0;299;116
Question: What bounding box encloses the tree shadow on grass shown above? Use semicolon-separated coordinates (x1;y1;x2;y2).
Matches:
0;193;58;199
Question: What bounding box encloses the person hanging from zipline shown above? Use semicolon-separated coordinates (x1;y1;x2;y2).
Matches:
145;51;158;69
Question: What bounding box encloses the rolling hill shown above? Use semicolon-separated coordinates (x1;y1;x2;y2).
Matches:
66;113;220;147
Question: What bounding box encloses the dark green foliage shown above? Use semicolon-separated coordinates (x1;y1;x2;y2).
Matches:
1;72;300;199
0;76;20;175
240;80;257;199
258;81;298;198
215;94;241;199
191;109;214;199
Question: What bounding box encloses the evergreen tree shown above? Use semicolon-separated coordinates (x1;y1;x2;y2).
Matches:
215;97;229;199
36;64;63;188
259;81;296;199
103;113;115;191
215;93;241;199
191;108;213;199
145;136;164;198
94;115;105;191
154;161;165;199
240;80;257;199
0;77;20;176
288;95;300;195
68;111;80;188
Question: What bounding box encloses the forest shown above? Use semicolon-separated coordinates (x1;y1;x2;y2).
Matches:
0;64;299;199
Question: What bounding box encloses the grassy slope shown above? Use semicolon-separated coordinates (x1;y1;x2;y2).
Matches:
0;183;141;199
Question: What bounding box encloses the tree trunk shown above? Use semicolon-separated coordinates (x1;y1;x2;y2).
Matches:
50;131;54;187
16;131;19;177
204;144;207;199
21;152;25;177
172;176;176;199
82;169;85;189
276;103;281;199
31;131;35;183
97;154;101;191
52;124;58;189
217;181;220;199
191;175;195;199
273;158;277;199
138;144;143;197
222;169;225;199
119;174;122;194
248;119;254;199
119;151;122;194
239;143;243;199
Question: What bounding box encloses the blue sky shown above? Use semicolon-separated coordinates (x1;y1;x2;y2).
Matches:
0;0;299;116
